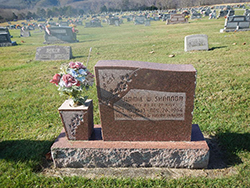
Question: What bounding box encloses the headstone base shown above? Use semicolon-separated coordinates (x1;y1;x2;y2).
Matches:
51;124;209;169
220;28;250;33
0;42;13;47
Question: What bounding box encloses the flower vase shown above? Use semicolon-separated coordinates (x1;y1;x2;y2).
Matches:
58;99;93;140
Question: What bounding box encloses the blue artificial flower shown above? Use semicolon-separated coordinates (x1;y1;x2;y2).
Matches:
68;68;78;78
76;76;85;82
79;69;87;76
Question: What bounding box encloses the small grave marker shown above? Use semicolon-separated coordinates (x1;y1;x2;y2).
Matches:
35;45;72;60
184;34;209;52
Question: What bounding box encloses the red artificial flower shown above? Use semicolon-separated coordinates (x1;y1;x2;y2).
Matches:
76;81;81;86
62;74;78;88
69;62;86;69
50;74;61;85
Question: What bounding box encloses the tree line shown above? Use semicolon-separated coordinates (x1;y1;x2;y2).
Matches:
0;0;249;22
73;0;249;13
0;6;83;22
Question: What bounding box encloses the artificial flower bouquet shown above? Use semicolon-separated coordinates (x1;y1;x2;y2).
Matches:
50;61;94;106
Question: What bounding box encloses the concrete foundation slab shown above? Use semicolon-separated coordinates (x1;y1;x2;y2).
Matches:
51;124;209;169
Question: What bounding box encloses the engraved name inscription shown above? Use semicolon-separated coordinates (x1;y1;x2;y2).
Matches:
114;89;186;121
46;48;60;53
188;38;206;48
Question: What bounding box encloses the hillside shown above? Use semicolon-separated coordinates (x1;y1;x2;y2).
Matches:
0;0;58;9
0;0;249;11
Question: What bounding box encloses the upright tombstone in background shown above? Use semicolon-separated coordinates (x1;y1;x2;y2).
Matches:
0;27;12;38
217;9;233;18
20;28;31;37
161;14;171;21
114;20;120;26
134;16;145;25
0;33;13;47
0;28;16;47
75;20;83;25
227;10;235;17
166;14;188;25
144;19;151;26
221;15;250;32
244;9;250;16
59;22;69;26
107;17;120;26
44;26;78;44
191;13;202;19
184;34;209;52
85;19;102;27
203;8;212;17
27;24;35;30
209;10;217;19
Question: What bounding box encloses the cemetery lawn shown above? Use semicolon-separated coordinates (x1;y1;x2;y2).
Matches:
0;14;249;187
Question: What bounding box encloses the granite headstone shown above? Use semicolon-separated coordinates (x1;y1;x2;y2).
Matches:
95;60;196;141
0;32;16;47
0;27;12;38
224;15;250;30
51;60;209;169
44;26;77;44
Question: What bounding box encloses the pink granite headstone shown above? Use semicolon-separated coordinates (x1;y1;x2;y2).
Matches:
95;60;197;141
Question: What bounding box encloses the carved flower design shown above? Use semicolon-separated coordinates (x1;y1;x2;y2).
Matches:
69;114;84;137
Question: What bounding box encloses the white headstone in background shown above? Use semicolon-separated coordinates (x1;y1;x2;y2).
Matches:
184;34;208;52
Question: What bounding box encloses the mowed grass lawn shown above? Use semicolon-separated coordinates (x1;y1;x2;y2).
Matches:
0;11;249;187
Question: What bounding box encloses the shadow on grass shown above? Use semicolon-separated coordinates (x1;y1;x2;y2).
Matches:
209;46;227;51
0;132;249;171
207;132;250;169
77;40;98;43
218;132;250;163
0;140;54;172
72;55;85;59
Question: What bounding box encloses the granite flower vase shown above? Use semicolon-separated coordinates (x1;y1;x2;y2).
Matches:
58;99;93;140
